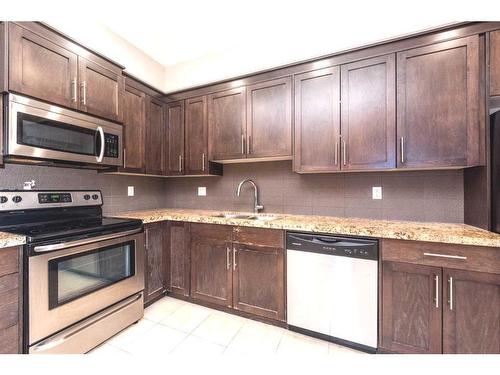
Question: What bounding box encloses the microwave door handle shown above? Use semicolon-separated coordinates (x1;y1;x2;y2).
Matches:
96;126;105;163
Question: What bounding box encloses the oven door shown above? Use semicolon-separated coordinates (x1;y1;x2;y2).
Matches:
7;93;122;166
28;231;144;345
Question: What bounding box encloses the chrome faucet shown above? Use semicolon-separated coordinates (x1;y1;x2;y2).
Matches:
236;179;264;214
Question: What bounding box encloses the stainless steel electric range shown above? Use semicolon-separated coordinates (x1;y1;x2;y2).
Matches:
0;190;145;354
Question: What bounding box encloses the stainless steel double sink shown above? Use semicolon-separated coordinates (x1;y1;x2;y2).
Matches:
211;212;280;222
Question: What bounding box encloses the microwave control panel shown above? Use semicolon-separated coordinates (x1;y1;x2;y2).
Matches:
104;133;119;158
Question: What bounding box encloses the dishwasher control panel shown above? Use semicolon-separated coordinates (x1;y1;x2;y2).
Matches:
286;232;378;261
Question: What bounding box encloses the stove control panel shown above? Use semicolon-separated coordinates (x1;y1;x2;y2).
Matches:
0;190;102;211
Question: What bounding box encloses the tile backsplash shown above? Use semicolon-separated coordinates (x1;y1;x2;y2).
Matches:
0;164;166;215
164;161;465;223
0;161;465;223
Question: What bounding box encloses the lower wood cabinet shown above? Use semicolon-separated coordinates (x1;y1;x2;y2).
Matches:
0;246;22;354
189;223;286;321
381;239;500;354
144;222;168;304
166;222;190;297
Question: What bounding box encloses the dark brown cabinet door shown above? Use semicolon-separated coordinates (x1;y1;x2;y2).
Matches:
166;222;190;297
294;67;341;173
144;222;167;304
145;97;165;175
190;224;233;307
246;77;292;158
341;55;396;170
381;261;442;354
232;243;285;321
397;36;480;168
165;101;185;176
208;87;246;161
490;30;500;97
8;23;78;109
78;57;124;122
185;96;208;174
0;95;3;167
443;268;500;354
0;247;21;354
122;84;146;173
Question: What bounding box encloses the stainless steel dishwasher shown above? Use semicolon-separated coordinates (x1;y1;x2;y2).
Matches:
286;232;378;352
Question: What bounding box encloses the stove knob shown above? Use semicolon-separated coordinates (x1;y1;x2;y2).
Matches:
84;194;91;200
0;196;7;204
12;196;22;203
92;194;99;200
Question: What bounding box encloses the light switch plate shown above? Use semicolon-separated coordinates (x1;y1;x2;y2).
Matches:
372;186;382;200
127;186;135;197
198;187;207;196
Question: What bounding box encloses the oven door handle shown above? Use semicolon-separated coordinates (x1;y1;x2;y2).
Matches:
96;126;105;163
33;228;143;253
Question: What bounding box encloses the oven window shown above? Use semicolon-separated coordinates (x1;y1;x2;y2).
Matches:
48;241;135;309
17;113;97;156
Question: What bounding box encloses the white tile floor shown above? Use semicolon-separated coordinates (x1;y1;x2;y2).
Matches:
89;296;364;356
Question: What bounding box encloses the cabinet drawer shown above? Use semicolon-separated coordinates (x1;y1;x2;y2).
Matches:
233;227;284;248
0;325;19;354
190;223;232;241
0;273;19;329
0;247;19;277
382;239;500;274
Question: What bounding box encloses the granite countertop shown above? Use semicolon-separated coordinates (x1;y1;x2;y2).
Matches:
114;208;500;248
0;231;26;249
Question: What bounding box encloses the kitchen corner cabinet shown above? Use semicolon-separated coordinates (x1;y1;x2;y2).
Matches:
294;67;341;173
7;22;124;122
165;101;185;175
490;30;500;97
397;36;481;168
166;222;190;297
340;54;396;170
190;223;286;321
0;246;22;354
144;222;168;305
145;97;165;176
121;83;146;173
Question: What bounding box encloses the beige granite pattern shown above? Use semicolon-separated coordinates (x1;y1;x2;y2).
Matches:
114;208;500;248
0;231;26;249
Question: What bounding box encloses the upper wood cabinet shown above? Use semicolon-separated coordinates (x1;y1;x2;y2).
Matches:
121;83;146;173
490;30;500;97
165;101;185;176
443;268;500;354
208;87;247;161
78;57;123;122
294;67;341;173
340;55;396;170
7;22;124;122
185;96;208;174
8;22;78;109
0;95;3;167
144;222;168;305
166;222;190;297
396;36;481;168
381;261;442;354
145;97;165;176
246;77;292;159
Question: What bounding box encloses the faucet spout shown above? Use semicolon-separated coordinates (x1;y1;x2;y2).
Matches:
236;179;264;214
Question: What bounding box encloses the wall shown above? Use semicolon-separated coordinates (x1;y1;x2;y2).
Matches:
0;164;166;215
164;161;464;223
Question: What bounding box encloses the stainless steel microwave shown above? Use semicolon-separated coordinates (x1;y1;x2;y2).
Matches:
4;93;123;167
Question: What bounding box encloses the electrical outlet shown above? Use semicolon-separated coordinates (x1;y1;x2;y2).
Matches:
198;187;206;196
127;186;135;197
372;186;382;200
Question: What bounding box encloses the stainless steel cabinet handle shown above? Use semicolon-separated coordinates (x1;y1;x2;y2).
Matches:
241;134;245;155
448;276;453;311
233;247;237;270
81;81;87;106
123;148;126;167
226;245;231;270
342;139;347;166
248;135;252;154
434;274;439;308
423;252;467;260
202;153;206;171
71;78;77;102
334;142;338;165
400;137;405;164
178;155;182;172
